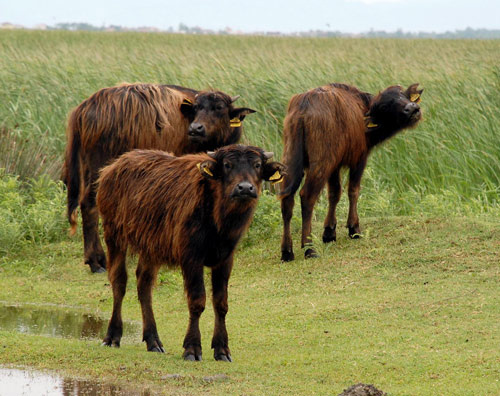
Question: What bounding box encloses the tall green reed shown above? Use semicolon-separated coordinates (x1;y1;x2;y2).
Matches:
0;31;498;212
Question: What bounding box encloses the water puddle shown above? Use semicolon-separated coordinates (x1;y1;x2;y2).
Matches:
0;368;152;396
0;304;141;342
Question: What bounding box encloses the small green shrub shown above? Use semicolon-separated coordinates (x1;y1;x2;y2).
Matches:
0;171;67;254
0;127;62;181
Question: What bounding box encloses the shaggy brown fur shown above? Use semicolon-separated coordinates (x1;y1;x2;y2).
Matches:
64;83;256;273
97;145;285;361
280;83;423;261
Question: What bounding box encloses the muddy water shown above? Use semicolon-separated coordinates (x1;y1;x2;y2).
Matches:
0;304;142;342
0;306;152;394
0;368;152;395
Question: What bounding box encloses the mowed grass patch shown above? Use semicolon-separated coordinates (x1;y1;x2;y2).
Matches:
0;215;498;395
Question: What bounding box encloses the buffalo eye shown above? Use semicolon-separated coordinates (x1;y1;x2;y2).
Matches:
254;162;261;170
224;161;232;170
378;103;389;112
216;104;224;111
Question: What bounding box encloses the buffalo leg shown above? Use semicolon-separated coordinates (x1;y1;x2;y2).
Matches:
80;166;106;273
347;160;367;238
323;169;342;243
182;265;206;361
136;256;164;352
280;194;295;262
211;260;233;362
102;236;127;347
300;173;325;259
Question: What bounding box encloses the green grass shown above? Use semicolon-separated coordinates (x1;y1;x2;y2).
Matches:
0;31;499;209
0;214;499;395
0;30;499;395
0;172;66;253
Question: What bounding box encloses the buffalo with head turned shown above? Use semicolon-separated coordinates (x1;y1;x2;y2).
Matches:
280;82;423;261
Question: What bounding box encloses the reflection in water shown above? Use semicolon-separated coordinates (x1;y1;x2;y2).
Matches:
0;368;151;396
0;304;141;342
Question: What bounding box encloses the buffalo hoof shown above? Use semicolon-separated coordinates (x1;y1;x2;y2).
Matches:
102;337;120;348
214;346;232;362
183;353;202;361
304;248;319;259
145;335;165;353
149;346;165;353
348;226;362;239
85;252;107;273
215;354;232;362
183;345;202;361
281;250;295;262
322;226;337;243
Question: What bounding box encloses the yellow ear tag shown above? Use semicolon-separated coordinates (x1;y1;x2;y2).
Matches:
182;98;193;106
269;170;283;185
269;170;281;181
410;93;420;103
197;162;213;177
230;118;242;128
364;116;378;128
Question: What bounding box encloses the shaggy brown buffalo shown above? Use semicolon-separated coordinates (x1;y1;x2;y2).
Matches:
64;83;255;273
97;145;285;361
280;83;423;261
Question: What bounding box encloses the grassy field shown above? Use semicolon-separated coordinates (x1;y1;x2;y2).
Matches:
0;30;499;395
0;213;499;395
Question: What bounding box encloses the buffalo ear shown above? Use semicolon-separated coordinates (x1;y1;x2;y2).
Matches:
197;160;217;179
229;107;257;122
180;98;195;118
263;161;286;185
405;83;424;103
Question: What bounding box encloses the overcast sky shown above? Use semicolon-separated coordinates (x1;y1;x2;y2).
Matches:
1;0;499;33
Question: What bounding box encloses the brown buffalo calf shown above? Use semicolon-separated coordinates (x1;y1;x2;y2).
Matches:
64;83;255;273
280;83;423;261
97;145;285;361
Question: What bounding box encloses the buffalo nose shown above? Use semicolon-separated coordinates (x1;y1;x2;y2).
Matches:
403;102;420;115
236;182;256;197
188;123;205;136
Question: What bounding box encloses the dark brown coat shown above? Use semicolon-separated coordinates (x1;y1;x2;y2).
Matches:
280;83;423;261
97;145;285;361
64;83;256;272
